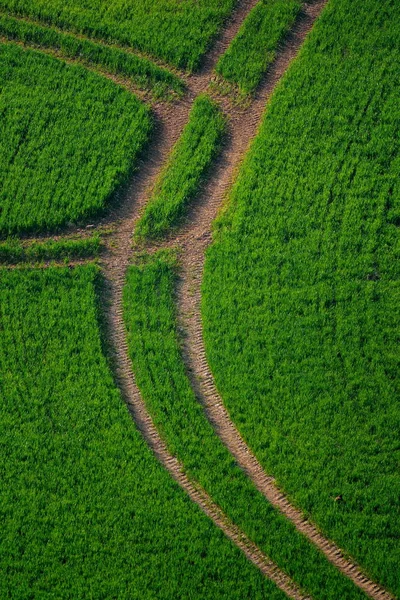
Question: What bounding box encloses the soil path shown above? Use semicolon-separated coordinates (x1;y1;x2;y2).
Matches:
104;268;309;600
101;0;310;595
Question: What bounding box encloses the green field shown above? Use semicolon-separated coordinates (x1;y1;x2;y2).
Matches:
203;0;400;594
0;265;282;599
1;0;398;595
215;0;301;94
0;0;237;70
136;96;225;241
0;42;152;234
123;251;368;600
0;14;185;100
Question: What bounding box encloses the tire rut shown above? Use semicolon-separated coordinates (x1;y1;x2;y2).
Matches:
103;270;310;600
101;0;310;596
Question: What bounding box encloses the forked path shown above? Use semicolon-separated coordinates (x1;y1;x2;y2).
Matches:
102;1;394;599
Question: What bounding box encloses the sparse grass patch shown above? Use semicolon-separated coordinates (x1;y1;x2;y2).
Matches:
135;95;226;241
0;234;101;263
215;0;301;94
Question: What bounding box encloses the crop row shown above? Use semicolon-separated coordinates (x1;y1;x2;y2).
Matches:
0;42;152;234
0;265;278;599
0;234;101;263
136;95;226;241
0;13;184;100
203;0;400;595
123;250;368;600
0;0;237;70
215;0;301;94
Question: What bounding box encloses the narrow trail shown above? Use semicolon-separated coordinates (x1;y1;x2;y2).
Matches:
0;258;94;269
100;0;310;595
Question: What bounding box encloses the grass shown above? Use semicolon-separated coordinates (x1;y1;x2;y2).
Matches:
0;13;185;100
203;0;400;595
0;0;237;70
0;264;281;600
135;95;226;241
123;250;369;600
0;234;101;263
215;0;301;95
0;42;152;234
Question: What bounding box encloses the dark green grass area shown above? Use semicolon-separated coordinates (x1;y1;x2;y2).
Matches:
0;13;185;100
0;235;101;263
203;0;400;594
123;250;369;600
215;0;301;95
0;0;237;70
0;42;152;234
0;265;279;600
135;96;226;241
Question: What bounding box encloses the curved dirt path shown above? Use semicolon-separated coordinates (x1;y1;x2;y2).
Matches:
100;1;312;596
103;269;309;600
102;1;394;599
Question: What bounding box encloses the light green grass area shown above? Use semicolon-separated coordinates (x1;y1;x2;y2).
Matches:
0;0;237;70
135;96;226;241
0;265;280;600
123;250;368;600
203;0;400;594
0;13;185;100
215;0;301;94
0;42;152;234
0;235;101;263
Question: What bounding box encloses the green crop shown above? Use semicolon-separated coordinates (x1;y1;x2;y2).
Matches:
203;0;400;594
136;96;226;241
0;42;152;234
216;0;301;94
0;13;185;100
123;250;368;600
0;265;278;599
0;0;237;70
0;235;101;263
